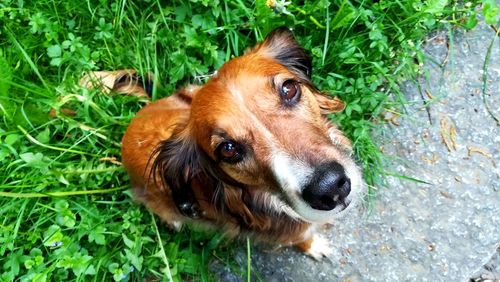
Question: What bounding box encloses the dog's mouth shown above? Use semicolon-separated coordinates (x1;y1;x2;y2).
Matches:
268;190;356;225
281;190;356;223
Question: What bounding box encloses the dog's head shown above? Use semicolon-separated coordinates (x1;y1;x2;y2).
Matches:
153;27;364;223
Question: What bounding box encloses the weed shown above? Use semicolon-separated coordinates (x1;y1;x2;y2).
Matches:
0;0;496;281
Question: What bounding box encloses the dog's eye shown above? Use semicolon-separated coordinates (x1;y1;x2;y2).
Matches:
216;141;244;163
280;79;301;105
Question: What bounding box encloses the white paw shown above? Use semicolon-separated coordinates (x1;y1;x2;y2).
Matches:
306;234;333;260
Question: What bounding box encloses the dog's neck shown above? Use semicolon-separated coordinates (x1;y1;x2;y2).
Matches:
190;180;311;242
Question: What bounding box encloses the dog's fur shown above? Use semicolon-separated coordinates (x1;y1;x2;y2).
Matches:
85;28;364;259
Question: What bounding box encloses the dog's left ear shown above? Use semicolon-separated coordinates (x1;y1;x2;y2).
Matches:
250;27;312;80
314;93;346;115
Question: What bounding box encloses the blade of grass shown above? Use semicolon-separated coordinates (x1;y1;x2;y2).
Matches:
321;2;330;66
11;199;28;249
18;125;101;158
5;29;50;91
384;172;433;185
151;212;174;282
0;186;127;198
246;236;251;282
481;31;500;125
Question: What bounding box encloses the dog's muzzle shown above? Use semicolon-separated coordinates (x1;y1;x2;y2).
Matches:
302;161;351;211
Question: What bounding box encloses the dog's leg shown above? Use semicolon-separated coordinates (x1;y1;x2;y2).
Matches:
295;234;333;260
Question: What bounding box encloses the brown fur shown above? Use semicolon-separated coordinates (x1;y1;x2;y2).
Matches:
89;28;357;257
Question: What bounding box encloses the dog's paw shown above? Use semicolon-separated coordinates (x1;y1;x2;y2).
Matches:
169;220;183;231
296;234;333;260
307;234;333;260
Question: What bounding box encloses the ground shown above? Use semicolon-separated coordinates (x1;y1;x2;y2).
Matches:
211;18;500;282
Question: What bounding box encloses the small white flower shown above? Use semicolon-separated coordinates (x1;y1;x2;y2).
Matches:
51;241;63;247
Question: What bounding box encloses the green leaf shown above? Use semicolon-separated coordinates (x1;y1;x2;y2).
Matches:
4;134;19;145
55;199;69;210
345;105;353;116
57;173;70;185
47;45;62;58
56;252;94;276
29;248;44;266
0;56;12;95
35;127;50;143
331;1;355;30
351;104;363;113
24;259;35;269
50;57;62;67
18;151;50;172
483;0;500;25
88;226;106;245
43;225;64;248
56;209;76;228
122;233;134;249
108;263;119;273
20;152;46;167
125;249;143;271
31;273;47;282
423;0;448;14
192;14;204;28
4;250;23;276
463;12;478;30
175;5;188;21
85;265;96;275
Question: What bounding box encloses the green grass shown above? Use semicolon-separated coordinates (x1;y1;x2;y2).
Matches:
0;0;494;281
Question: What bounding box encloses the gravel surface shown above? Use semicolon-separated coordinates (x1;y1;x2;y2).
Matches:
211;20;500;281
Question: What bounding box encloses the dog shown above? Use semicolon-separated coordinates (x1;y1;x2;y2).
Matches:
82;27;364;259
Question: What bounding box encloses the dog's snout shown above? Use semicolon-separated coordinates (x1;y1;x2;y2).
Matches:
302;162;351;211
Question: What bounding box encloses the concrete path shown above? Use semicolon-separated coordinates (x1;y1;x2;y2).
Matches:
212;20;500;281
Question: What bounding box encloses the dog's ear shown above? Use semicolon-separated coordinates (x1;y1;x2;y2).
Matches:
151;132;244;218
250;27;312;80
314;93;346;115
151;134;204;218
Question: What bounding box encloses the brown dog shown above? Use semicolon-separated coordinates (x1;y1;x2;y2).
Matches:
86;27;364;259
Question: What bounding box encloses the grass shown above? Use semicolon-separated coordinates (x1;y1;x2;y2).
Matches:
0;0;495;281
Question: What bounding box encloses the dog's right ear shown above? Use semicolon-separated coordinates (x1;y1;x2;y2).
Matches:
150;127;246;218
150;134;203;218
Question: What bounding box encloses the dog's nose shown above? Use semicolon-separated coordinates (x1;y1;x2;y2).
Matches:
302;161;351;211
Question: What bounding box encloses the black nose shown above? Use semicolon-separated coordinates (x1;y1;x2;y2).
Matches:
302;162;351;211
